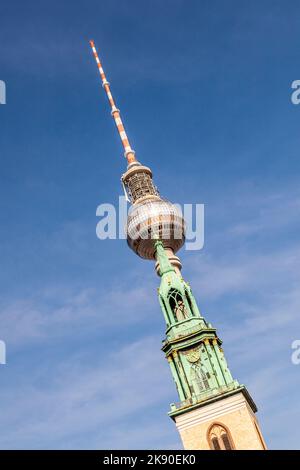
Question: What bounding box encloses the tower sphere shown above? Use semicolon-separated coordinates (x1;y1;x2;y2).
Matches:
126;198;186;259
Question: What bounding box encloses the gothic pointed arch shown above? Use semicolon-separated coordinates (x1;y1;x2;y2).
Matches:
168;288;190;322
190;363;210;395
207;423;235;450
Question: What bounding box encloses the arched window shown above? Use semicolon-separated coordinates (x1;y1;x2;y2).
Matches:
168;289;189;322
208;423;234;450
190;363;209;395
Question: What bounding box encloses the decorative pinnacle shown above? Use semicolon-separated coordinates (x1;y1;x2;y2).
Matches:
89;40;137;165
154;240;175;276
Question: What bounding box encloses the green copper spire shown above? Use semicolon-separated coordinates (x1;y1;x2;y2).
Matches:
154;240;175;275
154;239;203;330
154;241;242;417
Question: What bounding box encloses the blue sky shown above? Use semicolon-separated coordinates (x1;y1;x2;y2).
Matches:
0;0;300;449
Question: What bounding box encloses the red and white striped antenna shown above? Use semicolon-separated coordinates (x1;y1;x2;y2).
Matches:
89;40;136;165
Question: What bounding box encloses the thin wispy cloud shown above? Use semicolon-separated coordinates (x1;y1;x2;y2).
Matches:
0;282;155;349
0;336;177;449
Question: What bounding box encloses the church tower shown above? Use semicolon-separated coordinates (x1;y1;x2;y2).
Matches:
89;40;267;450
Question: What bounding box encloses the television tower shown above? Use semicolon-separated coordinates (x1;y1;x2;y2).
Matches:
89;40;266;450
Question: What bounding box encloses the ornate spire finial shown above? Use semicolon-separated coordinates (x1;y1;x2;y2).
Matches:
154;240;175;276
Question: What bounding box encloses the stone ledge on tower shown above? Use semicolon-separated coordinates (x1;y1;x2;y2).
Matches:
169;383;251;416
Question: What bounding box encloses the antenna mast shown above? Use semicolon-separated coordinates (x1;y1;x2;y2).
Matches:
89;40;136;165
